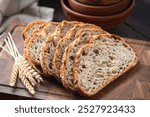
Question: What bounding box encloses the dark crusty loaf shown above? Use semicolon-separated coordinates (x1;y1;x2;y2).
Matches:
40;21;80;78
52;23;105;82
60;29;107;91
73;34;138;97
24;22;59;68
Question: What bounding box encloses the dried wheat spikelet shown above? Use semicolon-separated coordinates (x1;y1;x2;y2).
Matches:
19;72;35;94
19;57;37;87
9;60;19;86
21;57;43;82
19;56;43;86
0;33;43;95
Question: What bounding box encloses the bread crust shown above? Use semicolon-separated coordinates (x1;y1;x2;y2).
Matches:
73;44;94;97
42;22;60;35
23;20;47;59
60;29;107;92
22;20;47;40
53;23;104;82
22;21;46;76
40;21;80;80
40;36;56;77
61;40;82;91
73;35;139;97
24;22;59;76
25;33;42;65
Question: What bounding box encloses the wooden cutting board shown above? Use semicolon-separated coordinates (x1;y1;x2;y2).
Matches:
0;26;150;100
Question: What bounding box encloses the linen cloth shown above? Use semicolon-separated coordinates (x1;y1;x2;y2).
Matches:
0;0;54;33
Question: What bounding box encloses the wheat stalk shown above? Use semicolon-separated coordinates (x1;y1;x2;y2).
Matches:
0;33;43;95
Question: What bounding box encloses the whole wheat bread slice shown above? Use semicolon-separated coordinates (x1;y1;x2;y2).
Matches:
40;20;80;78
60;29;107;91
53;23;105;81
23;20;47;57
22;20;47;40
73;34;138;97
24;22;59;71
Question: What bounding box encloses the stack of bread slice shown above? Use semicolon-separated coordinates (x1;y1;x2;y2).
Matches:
22;20;138;97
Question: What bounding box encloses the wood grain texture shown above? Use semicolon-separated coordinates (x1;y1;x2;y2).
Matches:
0;26;150;100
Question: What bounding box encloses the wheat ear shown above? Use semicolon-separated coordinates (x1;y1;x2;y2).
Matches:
0;33;43;95
19;72;35;95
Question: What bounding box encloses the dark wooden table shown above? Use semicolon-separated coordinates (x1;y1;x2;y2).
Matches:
0;0;150;99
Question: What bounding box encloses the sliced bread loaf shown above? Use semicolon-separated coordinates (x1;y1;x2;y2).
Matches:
40;21;80;78
53;23;105;81
24;22;59;69
60;29;106;91
73;34;138;97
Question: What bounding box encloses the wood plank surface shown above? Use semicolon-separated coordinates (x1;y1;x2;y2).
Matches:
0;26;150;100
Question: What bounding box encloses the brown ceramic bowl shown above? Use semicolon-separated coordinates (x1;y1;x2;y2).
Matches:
76;0;122;6
61;0;135;29
68;0;131;16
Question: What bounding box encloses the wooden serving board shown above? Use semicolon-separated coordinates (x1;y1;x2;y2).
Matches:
0;26;150;100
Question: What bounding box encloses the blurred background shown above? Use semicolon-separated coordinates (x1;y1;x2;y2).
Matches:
0;0;150;41
39;0;150;41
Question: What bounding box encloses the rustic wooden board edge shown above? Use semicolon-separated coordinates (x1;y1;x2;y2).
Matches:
0;85;76;100
124;37;150;46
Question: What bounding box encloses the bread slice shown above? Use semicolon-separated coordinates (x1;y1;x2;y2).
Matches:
53;23;105;81
23;20;47;58
22;20;47;46
40;20;80;78
22;20;47;40
60;29;107;91
73;34;138;97
24;22;59;69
